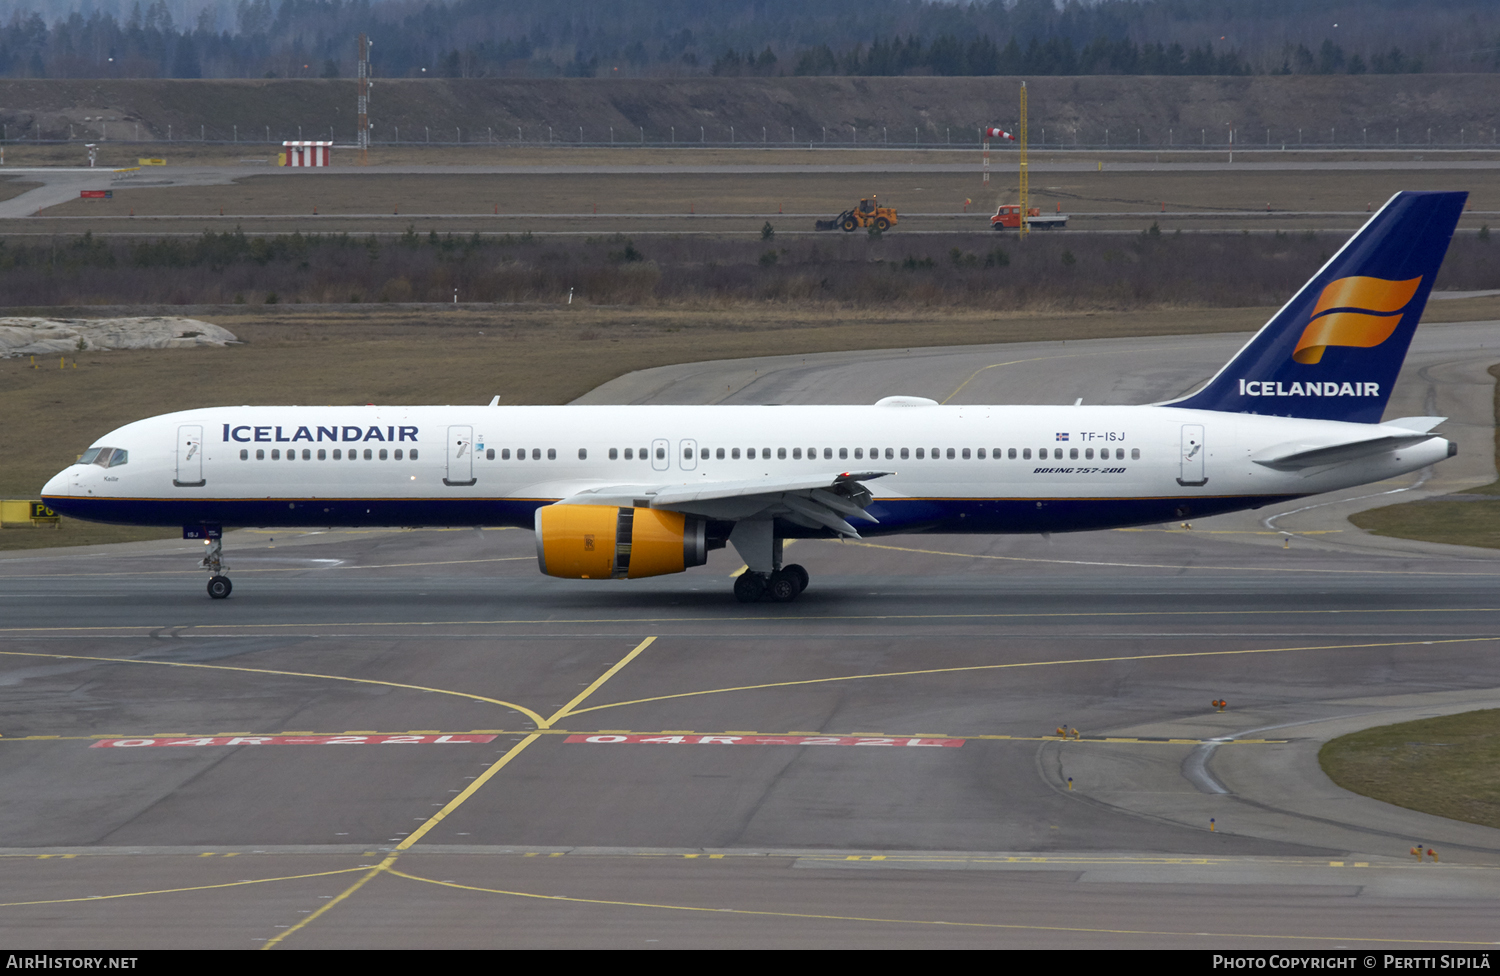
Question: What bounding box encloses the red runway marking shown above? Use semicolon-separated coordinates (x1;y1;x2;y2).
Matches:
564;734;962;747
89;734;498;748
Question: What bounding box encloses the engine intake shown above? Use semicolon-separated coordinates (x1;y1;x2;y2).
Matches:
535;505;708;579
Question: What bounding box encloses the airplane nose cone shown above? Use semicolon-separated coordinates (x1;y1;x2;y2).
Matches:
41;467;71;499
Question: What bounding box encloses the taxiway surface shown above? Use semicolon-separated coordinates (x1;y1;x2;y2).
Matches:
2;323;1500;948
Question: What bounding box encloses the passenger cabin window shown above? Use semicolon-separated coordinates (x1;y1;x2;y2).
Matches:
240;449;248;460
379;449;388;460
272;449;281;460
486;448;495;460
578;448;587;460
777;448;787;459
900;448;909;460
838;448;848;460
609;448;618;460
363;448;373;460
257;449;265;460
318;449;327;460
1023;448;1032;459
395;449;403;460
732;448;741;459
716;448;725;460
1131;448;1140;459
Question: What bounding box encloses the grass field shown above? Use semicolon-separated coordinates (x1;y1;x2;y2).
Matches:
1319;709;1500;830
1350;363;1500;548
35;164;1500;227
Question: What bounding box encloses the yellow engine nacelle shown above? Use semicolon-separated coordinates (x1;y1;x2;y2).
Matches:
535;505;708;579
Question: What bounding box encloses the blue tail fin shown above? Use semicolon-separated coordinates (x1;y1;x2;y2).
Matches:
1166;191;1466;424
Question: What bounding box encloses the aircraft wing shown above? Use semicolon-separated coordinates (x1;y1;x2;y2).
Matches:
551;470;895;538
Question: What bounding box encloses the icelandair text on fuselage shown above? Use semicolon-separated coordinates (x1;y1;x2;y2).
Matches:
7;958;137;969
1239;379;1380;398
222;424;418;444
1212;956;1491;970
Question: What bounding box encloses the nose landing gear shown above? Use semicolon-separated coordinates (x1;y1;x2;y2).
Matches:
196;531;232;599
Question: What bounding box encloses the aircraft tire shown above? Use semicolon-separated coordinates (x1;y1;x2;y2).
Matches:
734;572;767;603
767;571;799;603
207;576;232;599
783;564;810;593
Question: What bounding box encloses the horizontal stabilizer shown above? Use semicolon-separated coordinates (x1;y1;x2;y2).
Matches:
1383;416;1447;434
1251;430;1444;471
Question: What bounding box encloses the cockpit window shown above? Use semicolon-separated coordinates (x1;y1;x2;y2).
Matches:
78;447;128;467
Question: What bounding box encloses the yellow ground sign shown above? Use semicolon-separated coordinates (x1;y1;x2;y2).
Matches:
0;500;55;524
138;158;166;166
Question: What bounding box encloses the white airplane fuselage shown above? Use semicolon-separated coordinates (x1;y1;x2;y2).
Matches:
43;402;1451;536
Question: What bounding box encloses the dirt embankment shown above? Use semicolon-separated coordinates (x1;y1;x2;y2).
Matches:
0;75;1497;147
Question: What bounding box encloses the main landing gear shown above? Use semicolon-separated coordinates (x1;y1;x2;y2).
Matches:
200;536;232;599
734;563;809;604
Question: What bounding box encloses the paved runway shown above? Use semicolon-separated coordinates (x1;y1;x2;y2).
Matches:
3;321;1500;948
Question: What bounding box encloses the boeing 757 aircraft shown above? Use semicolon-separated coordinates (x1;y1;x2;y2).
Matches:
42;191;1466;602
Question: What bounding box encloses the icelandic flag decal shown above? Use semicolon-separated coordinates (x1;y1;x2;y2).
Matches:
1055;432;1069;441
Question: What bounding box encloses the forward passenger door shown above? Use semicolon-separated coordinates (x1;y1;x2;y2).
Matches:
174;425;205;487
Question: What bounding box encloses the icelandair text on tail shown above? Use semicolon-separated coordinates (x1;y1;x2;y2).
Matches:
1239;380;1380;398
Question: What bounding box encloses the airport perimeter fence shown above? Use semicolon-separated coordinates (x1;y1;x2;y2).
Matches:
3;121;1500;151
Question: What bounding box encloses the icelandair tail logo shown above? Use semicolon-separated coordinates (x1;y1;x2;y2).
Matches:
1291;275;1423;365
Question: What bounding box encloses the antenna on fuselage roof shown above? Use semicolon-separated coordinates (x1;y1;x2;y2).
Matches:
488;396;500;406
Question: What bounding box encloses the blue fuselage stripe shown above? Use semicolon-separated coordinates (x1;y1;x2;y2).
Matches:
41;494;1300;536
